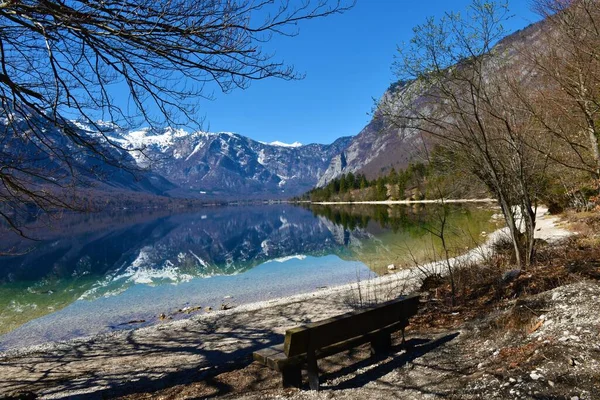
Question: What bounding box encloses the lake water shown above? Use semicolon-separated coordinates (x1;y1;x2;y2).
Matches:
0;204;498;351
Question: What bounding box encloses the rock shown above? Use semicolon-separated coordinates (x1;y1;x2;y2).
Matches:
387;264;397;271
118;319;146;326
158;313;167;320
552;292;561;300
570;357;577;367
502;269;521;283
530;372;543;380
220;303;233;310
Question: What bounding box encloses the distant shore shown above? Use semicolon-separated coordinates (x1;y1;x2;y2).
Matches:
308;198;497;205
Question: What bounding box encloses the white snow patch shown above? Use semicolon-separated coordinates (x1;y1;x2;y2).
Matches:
185;141;204;161
269;141;302;147
264;255;307;263
258;140;303;148
257;149;267;165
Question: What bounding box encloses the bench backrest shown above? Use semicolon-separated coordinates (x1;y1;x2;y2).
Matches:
283;293;420;357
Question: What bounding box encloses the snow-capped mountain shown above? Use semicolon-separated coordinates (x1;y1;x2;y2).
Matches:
0;112;175;197
75;122;352;199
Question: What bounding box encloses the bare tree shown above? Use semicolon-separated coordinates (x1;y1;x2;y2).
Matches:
0;0;353;234
381;0;549;267
526;0;600;195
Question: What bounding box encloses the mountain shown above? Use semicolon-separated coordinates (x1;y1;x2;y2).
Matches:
317;20;547;187
75;122;353;199
2;108;352;204
317;86;421;187
0;112;176;198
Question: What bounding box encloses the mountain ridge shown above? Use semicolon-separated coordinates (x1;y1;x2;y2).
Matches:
316;20;548;187
72;121;353;199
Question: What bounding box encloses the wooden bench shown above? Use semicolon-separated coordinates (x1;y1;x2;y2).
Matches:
253;293;420;390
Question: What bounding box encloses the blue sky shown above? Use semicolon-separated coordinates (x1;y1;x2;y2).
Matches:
185;1;541;145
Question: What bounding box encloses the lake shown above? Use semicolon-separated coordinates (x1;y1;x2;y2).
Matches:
0;203;499;351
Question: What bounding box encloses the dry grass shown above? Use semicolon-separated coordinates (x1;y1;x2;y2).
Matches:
411;211;600;333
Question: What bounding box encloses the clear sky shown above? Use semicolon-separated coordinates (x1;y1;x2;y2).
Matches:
191;1;542;145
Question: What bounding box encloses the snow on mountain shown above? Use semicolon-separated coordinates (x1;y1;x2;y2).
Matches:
261;140;303;148
72;121;352;199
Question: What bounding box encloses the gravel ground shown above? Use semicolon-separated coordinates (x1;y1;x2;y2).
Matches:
119;280;600;400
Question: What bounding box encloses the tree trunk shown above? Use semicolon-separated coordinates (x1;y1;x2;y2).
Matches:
587;125;600;185
522;202;537;267
499;197;522;268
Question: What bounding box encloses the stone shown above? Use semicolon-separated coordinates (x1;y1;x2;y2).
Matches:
530;372;542;381
502;269;521;283
552;292;561;300
387;264;397;271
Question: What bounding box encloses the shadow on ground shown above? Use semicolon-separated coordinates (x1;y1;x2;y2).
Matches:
0;298;334;399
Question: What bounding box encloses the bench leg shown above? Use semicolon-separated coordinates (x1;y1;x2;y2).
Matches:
370;333;392;356
402;326;406;346
401;320;412;349
281;366;302;388
307;349;320;391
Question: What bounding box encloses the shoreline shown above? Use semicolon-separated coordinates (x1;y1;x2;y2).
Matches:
305;198;497;205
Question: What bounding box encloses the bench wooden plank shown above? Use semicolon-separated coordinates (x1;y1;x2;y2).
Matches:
284;294;420;357
253;318;408;370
